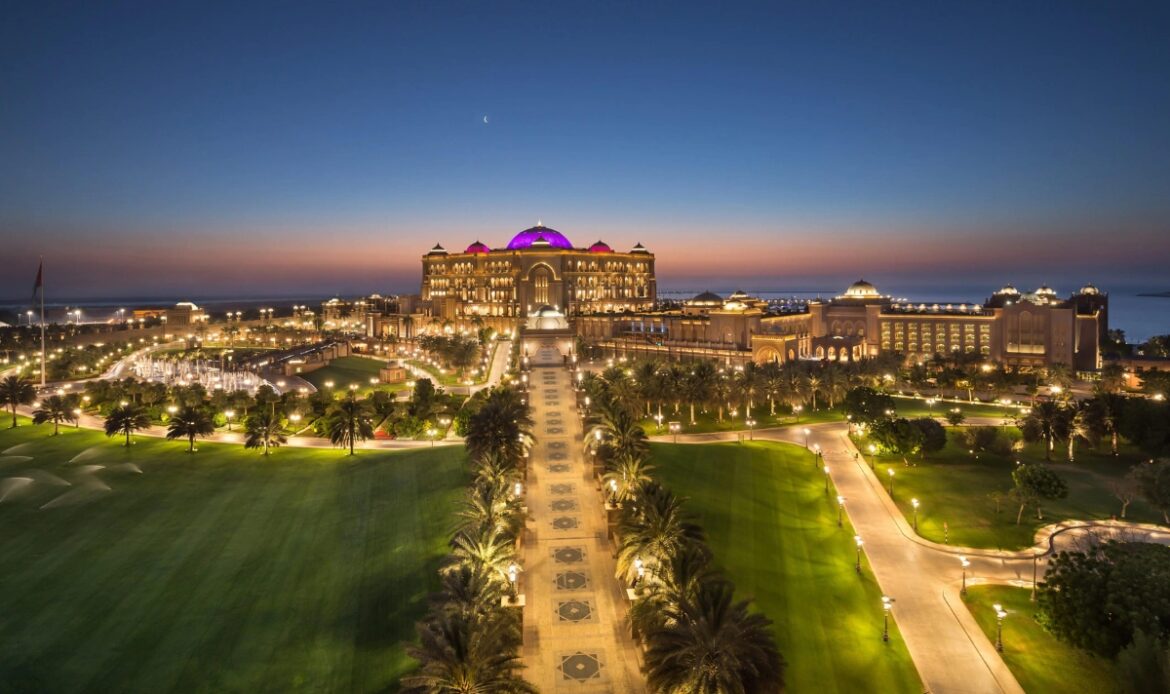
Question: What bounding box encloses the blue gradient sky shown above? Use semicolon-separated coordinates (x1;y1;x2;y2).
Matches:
2;1;1169;298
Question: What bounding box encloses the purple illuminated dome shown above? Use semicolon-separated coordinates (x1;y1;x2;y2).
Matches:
588;240;613;253
506;224;574;250
465;240;491;254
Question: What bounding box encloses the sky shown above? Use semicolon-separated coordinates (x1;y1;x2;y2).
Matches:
2;1;1169;299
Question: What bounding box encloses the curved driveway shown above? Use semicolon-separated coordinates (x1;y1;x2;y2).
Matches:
652;421;1170;694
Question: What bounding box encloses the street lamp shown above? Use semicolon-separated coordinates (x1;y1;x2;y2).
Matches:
224;410;235;431
823;464;831;494
993;603;1007;652
608;478;618;505
507;563;519;603
669;421;681;443
854;535;864;573
654;413;664;432
959;556;970;597
836;495;845;527
812;443;821;469
867;443;877;470
882;596;895;642
803;427;811;449
793;404;803;422
634;557;645;594
911;498;920;531
746;418;756;440
887;467;895;496
427;427;437;447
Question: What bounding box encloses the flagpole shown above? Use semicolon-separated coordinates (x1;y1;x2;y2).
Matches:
39;256;46;387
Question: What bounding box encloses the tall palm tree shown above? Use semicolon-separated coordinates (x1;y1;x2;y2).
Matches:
244;409;286;456
1018;400;1068;461
804;373;823;411
326;396;375;455
1065;407;1093;463
634;360;662;417
104;403;152;447
604;452;656;505
586;397;648;464
617;482;705;583
686;361;717;424
1088;393;1125;456
710;373;733;422
429;563;507;622
166;406;215;453
644;579;785;694
449;524;516;584
402;611;534;694
734;366;759;418
459;478;522;538
464;387;532;465
1;374;36;428
629;542;714;638
32;394;76;435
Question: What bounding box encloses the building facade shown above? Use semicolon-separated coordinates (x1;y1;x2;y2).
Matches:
419;223;656;332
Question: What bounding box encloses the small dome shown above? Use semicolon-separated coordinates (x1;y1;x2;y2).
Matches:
722;300;748;311
689;291;724;304
588;240;613;253
1079;283;1099;295
534;305;563;317
506;223;574;250
630;242;650;254
728;289;751;300
996;284;1020;295
465;240;490;254
842;279;880;298
427;243;448;256
1035;285;1057;296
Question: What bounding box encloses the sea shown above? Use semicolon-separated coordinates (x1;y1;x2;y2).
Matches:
2;286;1169;342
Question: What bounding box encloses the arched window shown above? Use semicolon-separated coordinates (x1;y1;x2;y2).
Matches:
533;266;550;305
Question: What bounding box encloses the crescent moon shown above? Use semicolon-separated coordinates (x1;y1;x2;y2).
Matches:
483;115;489;124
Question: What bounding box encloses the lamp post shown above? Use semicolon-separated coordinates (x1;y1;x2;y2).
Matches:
803;427;811;449
960;556;970;597
794;404;803;422
867;443;877;471
608;478;618;505
994;603;1007;652
746;418;756;440
669;421;681;443
854;535;864;574
634;557;645;595
427;427;437;447
812;443;821;469
507;563;519;603
887;467;895;496
224;410;235;432
836;495;845;527
911;498;920;531
654;413;664;432
882;596;895;642
823;464;831;494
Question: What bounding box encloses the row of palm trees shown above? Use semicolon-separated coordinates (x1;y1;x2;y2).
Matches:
582;355;905;426
1018;393;1131;462
586;390;786;692
403;387;536;693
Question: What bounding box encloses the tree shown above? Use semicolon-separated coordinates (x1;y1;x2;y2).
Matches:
843;386;895;425
1066;407;1095;463
402;611;534;694
912;417;947;459
1018;400;1069;460
1133;460;1170;524
32;394;76;435
1038;542;1170;657
464;387;533;466
1086;394;1125;456
945;409;966;427
871;417;925;465
243;410;286;456
616;482;704;584
1109;467;1142;519
962;426;1004;456
644;579;784;694
104;403;152;447
1011;463;1068;524
1;374;36;428
165;406;215;453
325;396;375;455
604;452;656;505
1116;629;1170;694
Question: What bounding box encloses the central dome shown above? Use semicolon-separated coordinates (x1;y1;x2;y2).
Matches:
506;224;574;250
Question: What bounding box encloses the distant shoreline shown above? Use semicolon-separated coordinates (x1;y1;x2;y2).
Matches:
1137;292;1170;298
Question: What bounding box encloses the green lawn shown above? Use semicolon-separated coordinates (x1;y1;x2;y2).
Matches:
863;432;1160;550
652;441;922;693
638;405;842;436
964;586;1116;693
889;396;1018;422
301;355;408;396
0;422;465;692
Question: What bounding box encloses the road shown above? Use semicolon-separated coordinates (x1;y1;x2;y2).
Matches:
651;421;1170;694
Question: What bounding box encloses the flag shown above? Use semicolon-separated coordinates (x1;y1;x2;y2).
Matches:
32;260;43;298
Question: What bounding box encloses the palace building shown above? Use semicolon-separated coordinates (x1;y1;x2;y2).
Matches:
419;223;656;332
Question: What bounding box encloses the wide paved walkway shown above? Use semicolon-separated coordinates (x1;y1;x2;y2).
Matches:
519;363;645;693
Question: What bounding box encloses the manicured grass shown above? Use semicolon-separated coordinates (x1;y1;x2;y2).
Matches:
863;432;1160;550
889;396;1018;422
652;441;922;693
638;406;842;436
301;355;408;396
964;586;1116;693
0;423;466;692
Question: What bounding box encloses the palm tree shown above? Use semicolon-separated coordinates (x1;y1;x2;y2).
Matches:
644;579;785;694
604;452;656;505
402;611;534;694
586;397;648;464
32;394;76;435
449;524;516;584
429;563;507;622
166;406;215;453
325;396;375;455
459;478;522;538
1018;400;1068;460
734;366;759;418
617;482;705;583
1;374;36;428
804;373;823;411
244;410;287;456
686;361;717;424
1066;407;1093;463
629;543;714;638
1088;393;1124;456
465;387;533;466
104;403;152;447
